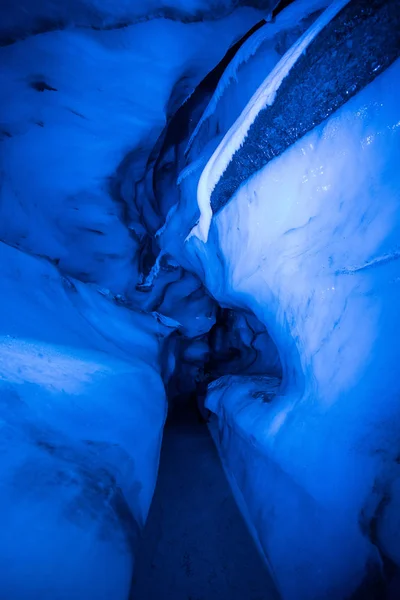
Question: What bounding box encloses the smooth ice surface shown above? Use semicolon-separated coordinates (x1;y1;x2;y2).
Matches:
0;241;171;599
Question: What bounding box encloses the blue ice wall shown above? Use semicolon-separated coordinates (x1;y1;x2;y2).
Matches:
0;243;170;599
155;1;400;598
1;0;400;597
0;2;268;598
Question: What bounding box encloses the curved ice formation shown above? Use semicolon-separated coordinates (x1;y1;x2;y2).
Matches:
189;0;350;242
184;0;331;158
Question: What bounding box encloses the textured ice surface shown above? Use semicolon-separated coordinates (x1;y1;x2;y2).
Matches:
185;0;331;157
0;5;270;596
159;21;400;596
210;0;400;214
0;0;277;45
131;404;280;600
2;0;400;598
190;0;351;242
198;61;400;599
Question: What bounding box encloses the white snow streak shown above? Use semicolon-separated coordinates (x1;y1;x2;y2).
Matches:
188;0;351;243
184;0;331;157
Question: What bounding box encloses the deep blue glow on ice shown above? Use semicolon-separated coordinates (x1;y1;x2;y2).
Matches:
0;0;399;599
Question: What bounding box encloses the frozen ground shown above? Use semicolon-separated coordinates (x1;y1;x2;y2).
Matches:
131;404;279;600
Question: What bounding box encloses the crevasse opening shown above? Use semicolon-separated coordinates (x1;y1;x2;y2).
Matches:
0;0;400;599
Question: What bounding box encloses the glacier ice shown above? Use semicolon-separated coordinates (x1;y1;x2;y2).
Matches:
189;0;351;242
0;242;171;599
0;3;268;598
154;1;400;597
0;6;261;294
1;0;400;598
184;0;332;158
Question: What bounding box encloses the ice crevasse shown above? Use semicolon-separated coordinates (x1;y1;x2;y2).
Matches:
0;0;400;598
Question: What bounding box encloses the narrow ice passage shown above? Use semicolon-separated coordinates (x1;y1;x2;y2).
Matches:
0;0;400;598
131;404;279;600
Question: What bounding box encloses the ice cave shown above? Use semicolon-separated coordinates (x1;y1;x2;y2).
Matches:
0;0;399;598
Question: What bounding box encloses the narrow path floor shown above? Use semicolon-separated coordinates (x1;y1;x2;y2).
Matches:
130;403;279;600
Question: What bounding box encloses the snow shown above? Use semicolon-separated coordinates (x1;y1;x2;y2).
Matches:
189;0;351;242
